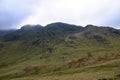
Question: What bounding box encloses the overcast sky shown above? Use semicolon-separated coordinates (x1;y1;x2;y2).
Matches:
0;0;120;30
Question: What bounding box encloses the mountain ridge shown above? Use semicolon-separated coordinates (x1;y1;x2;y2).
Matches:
1;22;120;42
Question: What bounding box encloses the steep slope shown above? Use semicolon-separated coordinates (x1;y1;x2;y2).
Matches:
0;22;84;65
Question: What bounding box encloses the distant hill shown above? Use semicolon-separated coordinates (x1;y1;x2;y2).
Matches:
0;30;15;37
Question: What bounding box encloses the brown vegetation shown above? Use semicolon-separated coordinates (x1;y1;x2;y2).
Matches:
68;57;87;68
0;63;8;68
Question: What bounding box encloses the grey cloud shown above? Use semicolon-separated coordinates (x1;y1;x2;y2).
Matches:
104;17;120;29
0;0;41;30
102;10;120;29
0;10;28;29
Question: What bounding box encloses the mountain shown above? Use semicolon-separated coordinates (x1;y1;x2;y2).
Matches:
3;22;83;41
0;22;120;80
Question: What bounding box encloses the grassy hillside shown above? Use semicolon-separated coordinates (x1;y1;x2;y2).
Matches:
0;23;120;80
